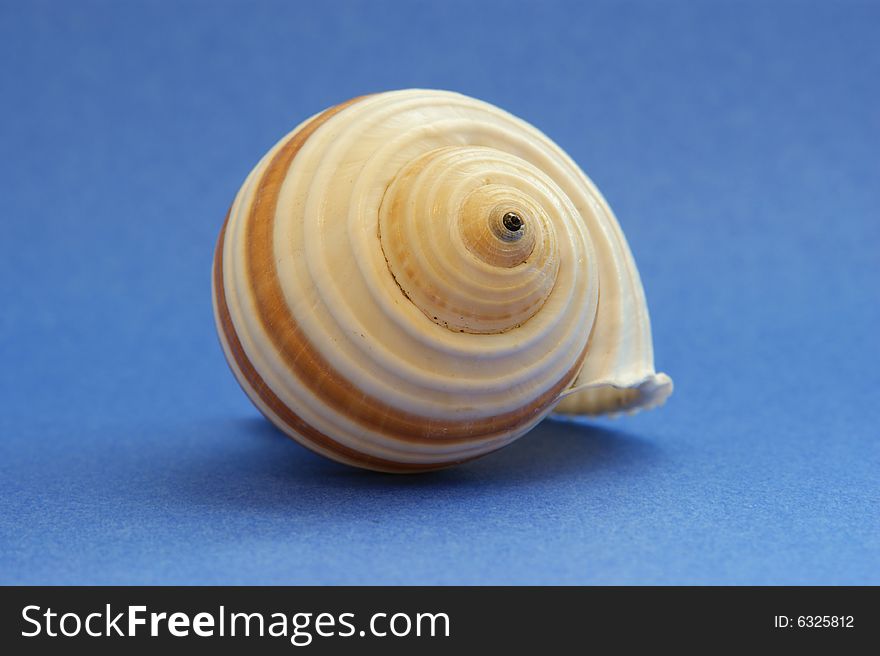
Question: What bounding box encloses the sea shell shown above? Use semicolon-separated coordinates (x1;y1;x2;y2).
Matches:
213;89;672;472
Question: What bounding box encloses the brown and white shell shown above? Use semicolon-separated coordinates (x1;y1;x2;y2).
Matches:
212;89;672;472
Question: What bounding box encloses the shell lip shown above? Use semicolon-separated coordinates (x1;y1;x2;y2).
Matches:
553;372;674;418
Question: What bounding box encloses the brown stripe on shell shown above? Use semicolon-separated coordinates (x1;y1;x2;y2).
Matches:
216;211;459;473
217;95;589;464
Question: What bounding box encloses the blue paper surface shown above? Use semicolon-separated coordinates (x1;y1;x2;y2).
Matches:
1;0;877;584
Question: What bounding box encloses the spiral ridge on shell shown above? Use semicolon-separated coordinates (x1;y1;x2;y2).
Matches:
213;90;672;472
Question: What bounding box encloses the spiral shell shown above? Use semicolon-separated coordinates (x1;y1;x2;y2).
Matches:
213;89;672;472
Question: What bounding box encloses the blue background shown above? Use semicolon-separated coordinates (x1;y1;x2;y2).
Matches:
1;0;877;585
